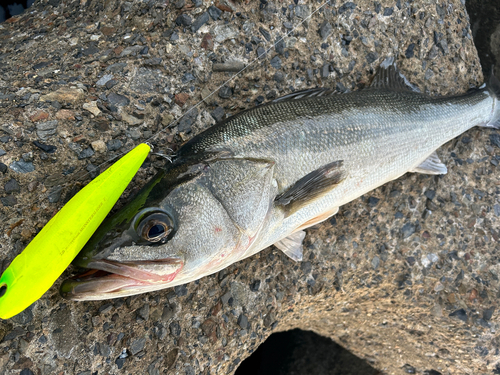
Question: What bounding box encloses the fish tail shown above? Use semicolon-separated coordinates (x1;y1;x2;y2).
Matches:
486;67;500;129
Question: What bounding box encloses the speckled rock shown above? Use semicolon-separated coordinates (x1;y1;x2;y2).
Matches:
0;0;498;375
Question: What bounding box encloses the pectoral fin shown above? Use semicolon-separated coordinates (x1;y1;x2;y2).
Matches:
410;151;447;175
275;160;346;216
274;230;306;261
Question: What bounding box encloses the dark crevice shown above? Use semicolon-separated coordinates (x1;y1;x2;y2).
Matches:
236;329;380;375
466;0;500;75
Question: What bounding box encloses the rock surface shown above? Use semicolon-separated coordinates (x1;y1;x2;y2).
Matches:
0;0;498;374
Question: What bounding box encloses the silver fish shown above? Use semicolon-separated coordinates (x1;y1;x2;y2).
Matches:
60;58;500;300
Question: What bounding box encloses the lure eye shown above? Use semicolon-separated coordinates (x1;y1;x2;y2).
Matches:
0;284;6;298
136;212;174;243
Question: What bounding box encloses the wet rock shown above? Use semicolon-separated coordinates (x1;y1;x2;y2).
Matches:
0;163;7;173
39;87;85;104
175;13;192;27
366;51;379;64
106;139;123;151
237;314;248;329
33;141;57;153
50;307;79;358
169;321;181;336
321;64;330;78
10;306;33;325
0;149;5;157
121;112;143;126
211;106;224;122
401;222;416;238
91;140;107;153
294;4;310;19
213;61;246;72
490;133;500;148
275;37;285;55
174;93;190;107
29;110;49;122
213;24;238;43
4;178;20;193
201;33;214;50
78;147;95;159
55;109;75;120
115;357;126;369
0;195;16;206
83;101;101;116
130;67;165;93
107;93;130;107
319;21;332;40
218;86;233;99
270;56;282;69
47;186;63;203
106;63;127;73
36;120;58;140
405;43;415;58
257;46;266;59
3;326;25;341
120;45;144;57
130;337;146;355
191;12;209;32
273;71;284;82
86;164;99;178
137;304;150;321
259;27;271;42
162;304;175;322
208;5;222;20
339;2;357;13
367;197;379;207
96;74;113;86
9;160;35;173
449;309;468;322
174;284;188;297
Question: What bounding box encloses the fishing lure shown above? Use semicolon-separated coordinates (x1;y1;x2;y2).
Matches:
0;143;151;319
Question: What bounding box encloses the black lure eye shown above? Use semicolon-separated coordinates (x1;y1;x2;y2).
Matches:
136;211;174;243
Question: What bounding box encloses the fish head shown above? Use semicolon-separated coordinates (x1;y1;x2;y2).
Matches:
61;157;274;300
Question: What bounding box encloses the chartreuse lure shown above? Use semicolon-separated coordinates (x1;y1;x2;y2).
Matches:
0;143;150;319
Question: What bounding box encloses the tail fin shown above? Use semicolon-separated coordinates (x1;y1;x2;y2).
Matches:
486;67;500;129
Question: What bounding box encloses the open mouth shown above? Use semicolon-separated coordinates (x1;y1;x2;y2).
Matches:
60;258;184;300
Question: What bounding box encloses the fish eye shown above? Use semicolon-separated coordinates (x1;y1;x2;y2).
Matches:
136;211;175;243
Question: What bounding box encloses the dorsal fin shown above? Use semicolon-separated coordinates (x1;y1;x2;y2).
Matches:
273;87;340;103
370;57;420;93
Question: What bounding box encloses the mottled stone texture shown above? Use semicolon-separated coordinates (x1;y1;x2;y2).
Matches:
0;0;498;374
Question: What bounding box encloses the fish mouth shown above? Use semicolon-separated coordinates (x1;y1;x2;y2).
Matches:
60;258;184;301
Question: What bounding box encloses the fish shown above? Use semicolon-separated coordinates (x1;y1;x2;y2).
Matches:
59;58;500;301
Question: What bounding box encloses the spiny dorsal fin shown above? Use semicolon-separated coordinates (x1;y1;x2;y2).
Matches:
370;57;420;93
274;230;306;261
409;151;447;175
275;160;346;216
272;87;340;103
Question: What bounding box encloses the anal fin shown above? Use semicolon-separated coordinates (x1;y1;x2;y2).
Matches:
274;230;306;262
410;151;447;175
275;160;346;216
